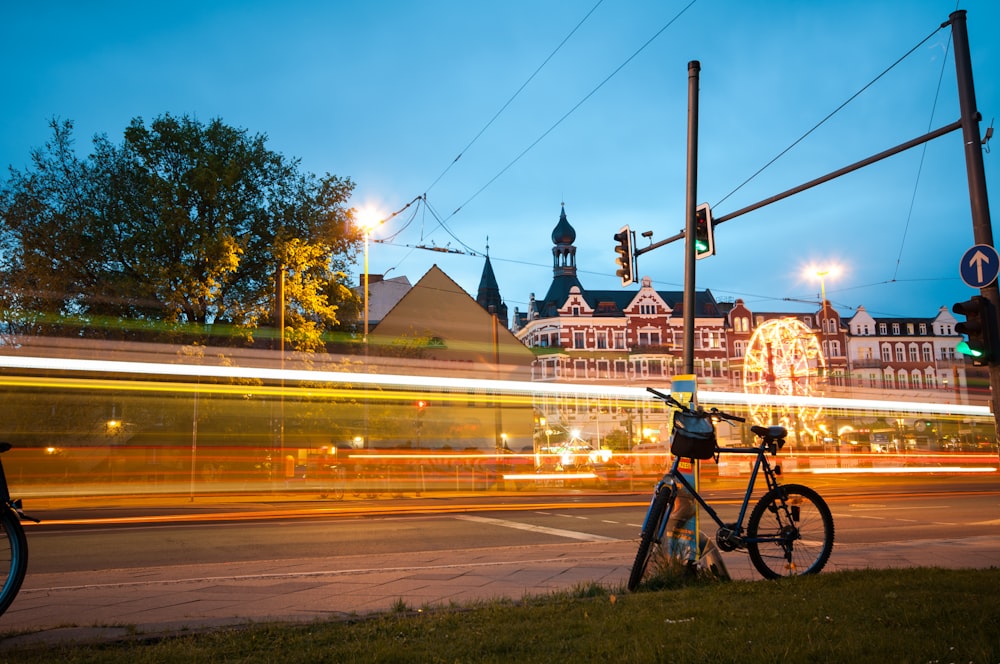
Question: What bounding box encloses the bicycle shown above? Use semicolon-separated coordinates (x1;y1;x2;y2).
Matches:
0;442;36;616
628;388;834;591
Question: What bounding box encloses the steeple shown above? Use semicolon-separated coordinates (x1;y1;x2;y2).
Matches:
534;203;583;319
476;241;508;327
551;203;577;278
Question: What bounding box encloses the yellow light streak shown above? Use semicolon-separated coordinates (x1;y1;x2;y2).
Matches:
0;354;990;419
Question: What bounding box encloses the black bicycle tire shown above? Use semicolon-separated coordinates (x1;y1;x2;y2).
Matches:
627;488;671;591
0;507;28;617
746;483;834;579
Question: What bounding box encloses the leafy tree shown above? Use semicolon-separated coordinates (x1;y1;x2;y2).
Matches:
0;115;362;350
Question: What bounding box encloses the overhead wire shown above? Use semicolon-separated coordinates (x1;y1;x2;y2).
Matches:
891;1;961;281
422;0;607;197
713;22;947;211
442;0;700;223
891;27;954;282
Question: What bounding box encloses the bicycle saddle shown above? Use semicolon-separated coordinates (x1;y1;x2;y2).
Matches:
751;425;787;440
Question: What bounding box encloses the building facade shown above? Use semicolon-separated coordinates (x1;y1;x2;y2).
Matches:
512;205;980;405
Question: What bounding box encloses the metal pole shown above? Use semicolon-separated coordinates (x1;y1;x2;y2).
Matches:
950;10;1000;444
683;60;700;375
363;231;370;448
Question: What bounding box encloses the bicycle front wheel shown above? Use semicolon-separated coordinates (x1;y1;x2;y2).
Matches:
0;507;28;617
746;484;834;579
627;488;672;591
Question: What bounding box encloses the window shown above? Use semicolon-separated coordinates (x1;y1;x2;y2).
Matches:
879;323;887;335
613;331;626;349
597;359;610;379
922;345;932;362
828;340;841;357
898;372;908;389
637;331;661;347
881;345;892;362
919;323;927;335
614;359;627;378
895;345;905;362
639;303;657;315
906;323;914;335
574;331;585;349
572;306;580;317
734;340;747;357
908;344;918;362
911;370;922;389
596;332;607;349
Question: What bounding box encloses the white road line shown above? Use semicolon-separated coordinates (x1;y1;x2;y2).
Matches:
454;515;619;542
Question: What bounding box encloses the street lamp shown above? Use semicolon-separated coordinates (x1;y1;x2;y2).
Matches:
355;207;382;450
806;264;842;382
356;207;383;342
806;264;842;307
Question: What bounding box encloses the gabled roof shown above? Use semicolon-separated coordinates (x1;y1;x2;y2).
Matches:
372;264;532;372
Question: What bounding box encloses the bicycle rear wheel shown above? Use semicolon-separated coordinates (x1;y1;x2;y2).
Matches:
0;507;28;616
627;488;672;591
746;483;834;579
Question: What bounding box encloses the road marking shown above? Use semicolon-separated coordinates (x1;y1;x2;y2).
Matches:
454;515;619;542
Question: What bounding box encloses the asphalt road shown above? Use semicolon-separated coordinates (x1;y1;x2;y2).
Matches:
20;474;1000;575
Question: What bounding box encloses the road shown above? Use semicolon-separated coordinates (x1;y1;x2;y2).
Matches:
21;474;1000;574
1;473;997;637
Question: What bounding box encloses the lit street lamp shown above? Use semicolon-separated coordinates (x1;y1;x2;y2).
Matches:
356;207;382;449
356;207;383;342
806;264;842;381
806;264;841;305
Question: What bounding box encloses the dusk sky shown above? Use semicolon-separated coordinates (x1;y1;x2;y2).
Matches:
3;0;998;323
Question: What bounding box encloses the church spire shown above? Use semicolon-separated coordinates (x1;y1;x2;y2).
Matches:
476;238;508;327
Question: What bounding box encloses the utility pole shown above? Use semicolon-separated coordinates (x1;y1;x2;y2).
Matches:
682;60;700;375
950;10;1000;441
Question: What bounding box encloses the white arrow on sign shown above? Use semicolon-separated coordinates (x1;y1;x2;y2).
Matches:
968;249;992;284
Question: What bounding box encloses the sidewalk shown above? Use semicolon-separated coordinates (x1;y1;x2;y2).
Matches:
3;534;1000;649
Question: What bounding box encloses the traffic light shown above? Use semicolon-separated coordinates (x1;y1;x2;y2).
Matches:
694;202;715;260
613;225;636;286
953;295;994;365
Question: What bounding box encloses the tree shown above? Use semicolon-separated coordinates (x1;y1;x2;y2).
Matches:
0;115;362;350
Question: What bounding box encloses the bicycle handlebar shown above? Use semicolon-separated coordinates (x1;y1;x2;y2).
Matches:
646;387;745;423
646;387;746;422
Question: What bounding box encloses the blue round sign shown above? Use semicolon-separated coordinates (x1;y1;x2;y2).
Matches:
959;244;1000;288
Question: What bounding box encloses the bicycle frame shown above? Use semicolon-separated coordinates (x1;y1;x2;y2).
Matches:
646;440;783;548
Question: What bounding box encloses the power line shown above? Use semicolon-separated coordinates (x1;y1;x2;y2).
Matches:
444;0;699;222
422;0;607;196
713;22;947;211
892;24;955;281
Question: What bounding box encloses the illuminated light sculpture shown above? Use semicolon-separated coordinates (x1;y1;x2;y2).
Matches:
742;317;826;436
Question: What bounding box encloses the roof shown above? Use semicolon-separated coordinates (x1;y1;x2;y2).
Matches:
371;264;533;372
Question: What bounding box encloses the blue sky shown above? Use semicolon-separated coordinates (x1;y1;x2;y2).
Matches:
3;0;998;323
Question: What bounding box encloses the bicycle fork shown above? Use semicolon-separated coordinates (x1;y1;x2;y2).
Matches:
641;478;677;543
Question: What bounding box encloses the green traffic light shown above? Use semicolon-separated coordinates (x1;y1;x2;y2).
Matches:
956;340;984;358
694;239;709;252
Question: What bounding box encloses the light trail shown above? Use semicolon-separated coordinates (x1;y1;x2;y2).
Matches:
0;353;990;418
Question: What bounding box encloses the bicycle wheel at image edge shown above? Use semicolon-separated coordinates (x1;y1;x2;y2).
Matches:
746;484;834;579
627;489;672;591
0;507;28;616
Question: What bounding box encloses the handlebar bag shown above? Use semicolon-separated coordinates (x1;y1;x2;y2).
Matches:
670;410;717;460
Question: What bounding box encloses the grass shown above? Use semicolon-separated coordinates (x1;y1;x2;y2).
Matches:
1;567;998;663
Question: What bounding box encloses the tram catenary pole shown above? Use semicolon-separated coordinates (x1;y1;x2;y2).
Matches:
949;10;1000;446
682;60;700;374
